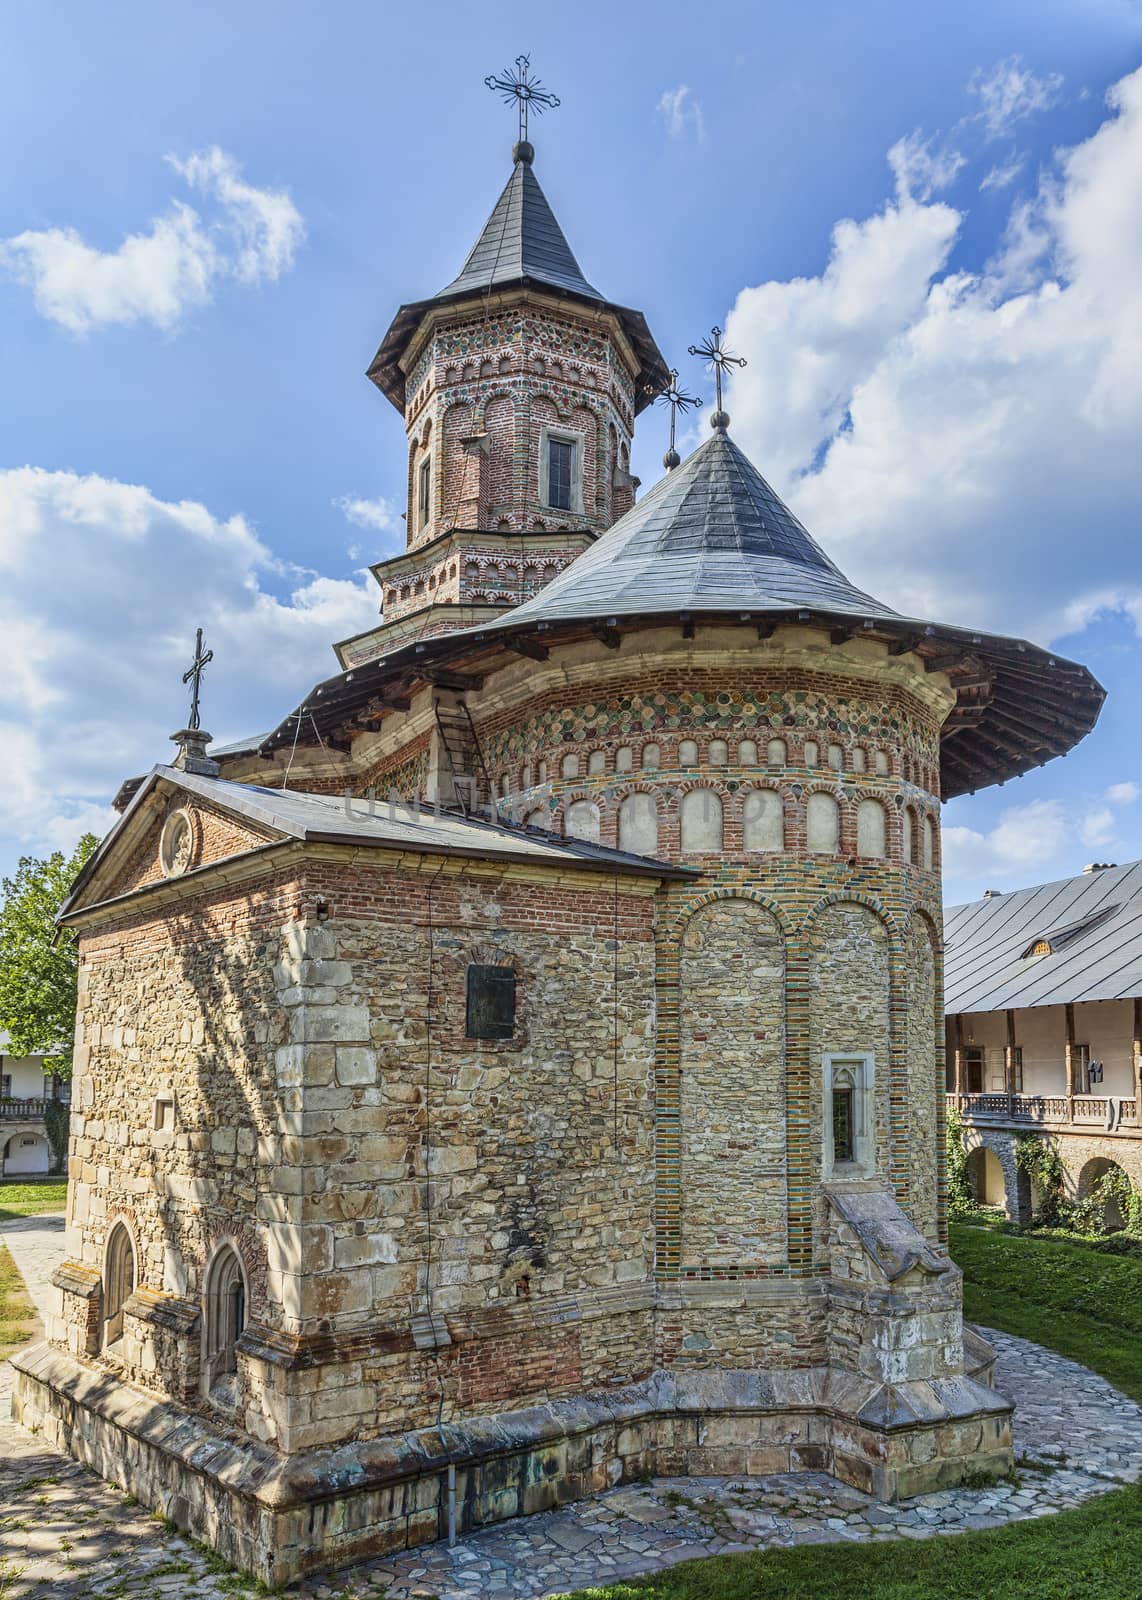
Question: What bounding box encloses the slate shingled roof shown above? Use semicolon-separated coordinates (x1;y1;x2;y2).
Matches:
258;417;1105;800
436;157;602;302
367;148;668;415
61;767;692;924
482;428;899;624
944;860;1142;1014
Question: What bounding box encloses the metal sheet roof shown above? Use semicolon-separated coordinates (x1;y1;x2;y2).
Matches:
61;767;692;924
944;860;1142;1013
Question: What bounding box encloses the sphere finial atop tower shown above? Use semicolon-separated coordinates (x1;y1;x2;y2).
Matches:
655;368;702;470
688;326;747;432
485;54;561;154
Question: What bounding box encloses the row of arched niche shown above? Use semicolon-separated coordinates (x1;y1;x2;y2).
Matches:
493;735;940;800
515;787;937;868
102;1221;246;1400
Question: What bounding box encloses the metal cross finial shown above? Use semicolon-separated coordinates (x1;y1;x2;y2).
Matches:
656;369;703;468
688;326;748;427
181;627;214;732
485;55;560;146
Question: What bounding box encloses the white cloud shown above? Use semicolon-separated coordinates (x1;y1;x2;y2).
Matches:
980;155;1026;192
888;131;966;201
0;147;303;335
0;466;375;871
1108;782;1141;805
943;780;1142;896
657;86;706;143
970;57;1064;140
335;494;401;533
725;65;1142;645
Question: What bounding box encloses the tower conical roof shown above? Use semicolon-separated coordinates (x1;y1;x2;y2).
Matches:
367;148;668;414
496;427;899;626
436;154;603;302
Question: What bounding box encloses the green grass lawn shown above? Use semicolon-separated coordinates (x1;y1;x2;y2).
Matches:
0;1241;39;1359
0;1176;67;1220
557;1219;1142;1600
952;1218;1142;1405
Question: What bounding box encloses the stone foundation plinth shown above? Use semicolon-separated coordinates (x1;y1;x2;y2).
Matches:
13;1339;1012;1588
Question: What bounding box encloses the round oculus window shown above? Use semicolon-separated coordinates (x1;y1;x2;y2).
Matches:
159;810;195;878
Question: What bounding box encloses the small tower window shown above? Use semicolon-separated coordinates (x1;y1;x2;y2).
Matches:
832;1081;855;1164
466;965;517;1040
547;437;575;511
418;456;432;530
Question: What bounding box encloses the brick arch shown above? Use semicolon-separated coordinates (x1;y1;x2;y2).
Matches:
200;1217;268;1309
663;886;794;946
729;779;785;818
798;890;901;947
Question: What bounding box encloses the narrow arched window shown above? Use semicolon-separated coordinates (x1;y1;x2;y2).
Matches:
561;753;580;779
619;793;658;855
615;746;633;773
827;743;843;770
566;800;601;843
104;1222;135;1348
807;792;840;853
588;750;606;775
874;749;889;776
903;807;915;864
738;739;758;765
803;740;819;768
743;789;783;852
538;760;547;784
679;739;698;767
641;743;660;771
709;739;728;766
857;798;886;858
766;738;786;768
852;746;867;773
680;788;724;852
922;814;935;870
203;1244;247;1398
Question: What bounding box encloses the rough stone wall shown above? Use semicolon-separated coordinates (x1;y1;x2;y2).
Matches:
809;902;892;1189
61;842;661;1451
679;900;787;1267
907;916;941;1239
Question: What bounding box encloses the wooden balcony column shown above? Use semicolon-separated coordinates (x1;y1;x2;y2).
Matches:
1005;1008;1018;1113
1064;1002;1077;1114
952;1014;966;1098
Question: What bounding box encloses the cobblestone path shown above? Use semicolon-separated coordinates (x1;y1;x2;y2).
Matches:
2;1222;1140;1598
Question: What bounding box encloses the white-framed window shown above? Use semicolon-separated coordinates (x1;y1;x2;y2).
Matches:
539;429;583;514
822;1053;875;1178
418;455;432;531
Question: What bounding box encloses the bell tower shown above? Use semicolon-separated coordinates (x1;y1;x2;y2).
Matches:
336;98;668;670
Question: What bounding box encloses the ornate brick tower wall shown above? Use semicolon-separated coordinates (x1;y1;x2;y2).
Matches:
336;143;668;668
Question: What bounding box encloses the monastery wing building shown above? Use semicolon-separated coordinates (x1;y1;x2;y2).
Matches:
15;124;1105;1587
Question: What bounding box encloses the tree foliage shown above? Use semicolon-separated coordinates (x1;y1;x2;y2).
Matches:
0;835;99;1079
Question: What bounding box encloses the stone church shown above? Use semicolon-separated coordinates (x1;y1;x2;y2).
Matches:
15;121;1104;1587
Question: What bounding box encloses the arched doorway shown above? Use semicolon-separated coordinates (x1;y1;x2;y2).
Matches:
1078;1157;1132;1232
103;1222;136;1348
966;1145;1007;1211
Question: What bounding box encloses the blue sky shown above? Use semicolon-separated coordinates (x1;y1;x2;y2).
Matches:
1;0;1140;903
